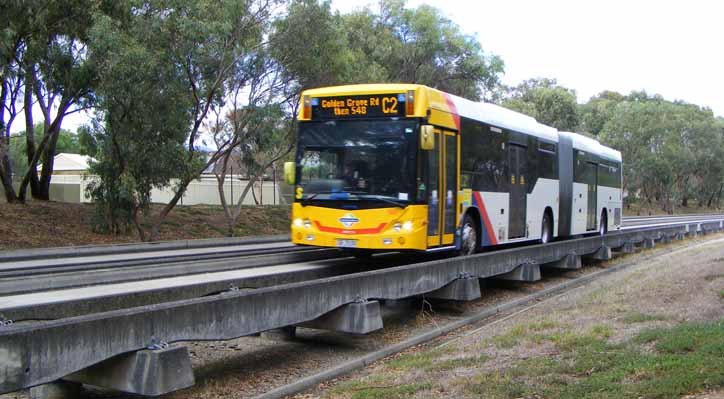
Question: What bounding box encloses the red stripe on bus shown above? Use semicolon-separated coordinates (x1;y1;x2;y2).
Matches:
473;191;498;245
442;93;461;130
314;221;387;235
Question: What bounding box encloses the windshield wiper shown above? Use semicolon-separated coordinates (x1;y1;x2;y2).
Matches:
300;190;364;206
358;195;407;208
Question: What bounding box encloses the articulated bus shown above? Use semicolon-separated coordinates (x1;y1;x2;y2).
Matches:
284;84;622;255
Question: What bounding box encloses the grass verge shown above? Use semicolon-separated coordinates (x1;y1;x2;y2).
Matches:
326;320;724;399
464;320;724;399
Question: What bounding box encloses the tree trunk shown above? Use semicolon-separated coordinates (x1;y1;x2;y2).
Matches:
214;149;237;237
251;178;260;205
0;81;18;203
37;114;65;200
0;148;18;203
23;77;41;198
147;178;191;241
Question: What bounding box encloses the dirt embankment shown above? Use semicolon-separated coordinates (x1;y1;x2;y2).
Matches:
0;201;290;250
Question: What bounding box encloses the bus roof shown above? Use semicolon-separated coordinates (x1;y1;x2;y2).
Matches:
444;93;559;142
300;84;620;161
560;131;622;162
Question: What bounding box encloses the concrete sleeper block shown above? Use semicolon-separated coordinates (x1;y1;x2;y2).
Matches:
64;345;194;397
426;276;482;301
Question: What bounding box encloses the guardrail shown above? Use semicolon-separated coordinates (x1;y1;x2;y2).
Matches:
2;220;723;396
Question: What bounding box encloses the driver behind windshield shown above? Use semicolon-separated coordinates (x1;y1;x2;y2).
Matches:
341;162;367;190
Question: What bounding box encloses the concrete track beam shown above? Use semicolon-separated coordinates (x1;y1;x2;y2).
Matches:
544;254;581;270
425;275;481;301
63;345;194;397
495;263;541;282
300;300;383;335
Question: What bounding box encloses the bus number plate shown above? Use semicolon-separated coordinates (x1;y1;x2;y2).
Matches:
336;239;357;248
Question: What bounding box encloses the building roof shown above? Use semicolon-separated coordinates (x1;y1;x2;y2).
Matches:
52;153;95;171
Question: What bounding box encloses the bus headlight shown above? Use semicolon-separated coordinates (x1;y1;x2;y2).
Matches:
402;221;413;231
293;218;303;227
303;219;312;228
393;222;402;232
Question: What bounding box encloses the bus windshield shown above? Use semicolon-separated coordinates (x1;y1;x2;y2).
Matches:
297;119;418;205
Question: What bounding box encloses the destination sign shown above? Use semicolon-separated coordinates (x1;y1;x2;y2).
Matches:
312;94;406;119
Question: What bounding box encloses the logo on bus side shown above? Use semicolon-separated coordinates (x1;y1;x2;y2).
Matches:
339;213;360;227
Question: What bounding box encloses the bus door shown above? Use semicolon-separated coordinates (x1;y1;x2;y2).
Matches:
586;161;598;230
427;128;458;247
508;143;527;239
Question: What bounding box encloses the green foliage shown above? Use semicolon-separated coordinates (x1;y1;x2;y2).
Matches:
86;0;268;237
336;0;504;101
579;90;625;136
9;124;80;175
502;78;580;131
271;0;355;91
599;97;723;212
86;5;192;231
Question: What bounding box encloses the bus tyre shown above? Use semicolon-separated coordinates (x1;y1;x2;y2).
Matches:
541;211;552;244
459;213;479;256
599;211;608;236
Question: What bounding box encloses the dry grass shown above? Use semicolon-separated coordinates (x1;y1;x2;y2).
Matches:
0;201;290;250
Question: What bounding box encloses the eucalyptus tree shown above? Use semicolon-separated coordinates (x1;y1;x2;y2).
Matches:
578;91;625;136
0;0;28;202
5;1;108;201
87;0;279;240
338;0;504;101
502;78;580;132
209;0;358;235
599;98;722;213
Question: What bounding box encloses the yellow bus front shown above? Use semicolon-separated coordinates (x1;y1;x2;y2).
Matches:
289;84;437;251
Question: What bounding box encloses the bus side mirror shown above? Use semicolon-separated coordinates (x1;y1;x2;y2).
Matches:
420;125;434;150
284;161;296;185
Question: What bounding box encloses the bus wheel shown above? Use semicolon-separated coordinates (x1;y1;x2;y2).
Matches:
541;211;553;244
459;213;479;256
599;211;608;236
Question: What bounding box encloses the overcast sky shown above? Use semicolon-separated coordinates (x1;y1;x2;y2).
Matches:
12;0;724;134
334;0;724;116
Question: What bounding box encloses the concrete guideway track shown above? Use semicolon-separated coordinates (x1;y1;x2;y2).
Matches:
0;234;291;263
0;246;343;296
2;219;723;395
0;251;413;321
0;236;299;279
1;215;720;279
